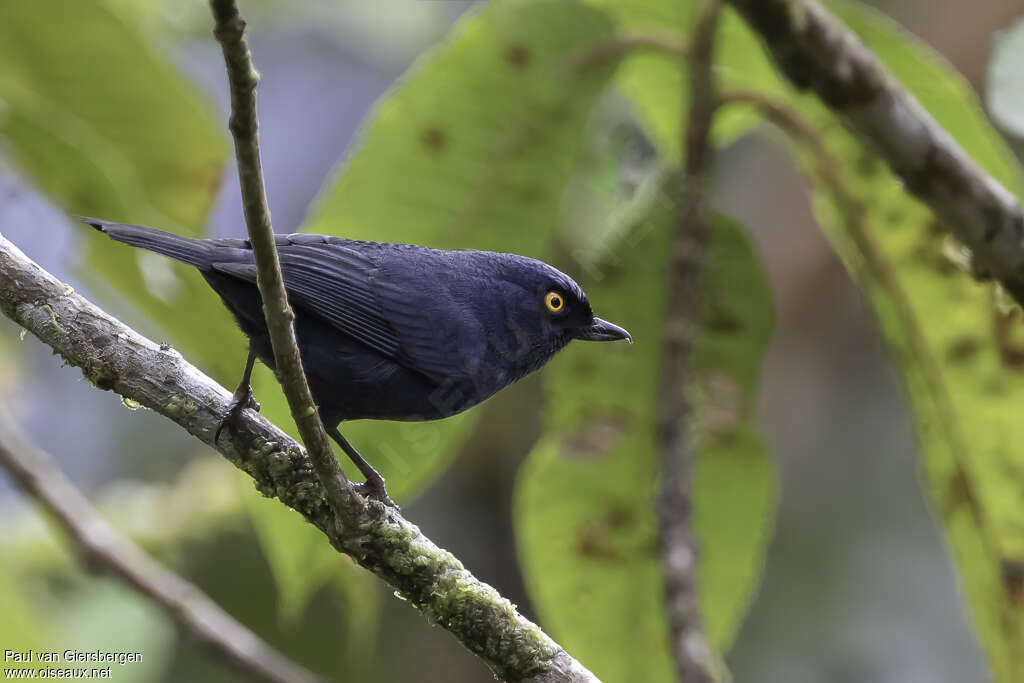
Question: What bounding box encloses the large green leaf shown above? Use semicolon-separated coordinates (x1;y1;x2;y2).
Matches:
603;0;1024;675
243;484;381;670
0;0;233;377
515;206;776;681
798;115;1024;683
244;486;353;627
751;3;1024;679
247;0;619;621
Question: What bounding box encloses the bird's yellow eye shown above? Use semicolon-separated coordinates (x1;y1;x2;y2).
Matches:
544;291;564;314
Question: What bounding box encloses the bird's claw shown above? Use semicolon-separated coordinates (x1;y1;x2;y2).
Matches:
215;384;260;444
354;477;399;510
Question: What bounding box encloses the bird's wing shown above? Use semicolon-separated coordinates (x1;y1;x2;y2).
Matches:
211;238;465;382
371;256;473;382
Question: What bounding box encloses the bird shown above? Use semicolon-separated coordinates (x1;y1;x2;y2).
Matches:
84;218;632;505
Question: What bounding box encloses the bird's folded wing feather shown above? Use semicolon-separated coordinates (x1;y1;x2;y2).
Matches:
211;238;464;382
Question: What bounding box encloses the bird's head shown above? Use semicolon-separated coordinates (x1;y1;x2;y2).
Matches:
496;255;632;351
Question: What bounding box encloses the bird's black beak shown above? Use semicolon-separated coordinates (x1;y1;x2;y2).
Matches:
575;317;632;343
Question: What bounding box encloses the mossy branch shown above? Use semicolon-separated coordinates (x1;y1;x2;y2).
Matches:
0;233;596;681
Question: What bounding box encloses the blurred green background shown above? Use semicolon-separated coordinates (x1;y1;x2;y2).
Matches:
1;1;1023;681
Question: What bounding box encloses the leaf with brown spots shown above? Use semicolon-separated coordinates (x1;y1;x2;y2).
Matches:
577;502;639;563
562;414;627;460
603;2;1024;675
503;44;532;69
515;206;776;682
419;126;448;154
771;5;1024;679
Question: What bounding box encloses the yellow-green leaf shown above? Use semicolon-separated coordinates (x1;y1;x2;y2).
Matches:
744;4;1024;681
515;206;776;681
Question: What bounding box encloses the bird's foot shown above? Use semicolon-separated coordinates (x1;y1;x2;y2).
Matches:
215;383;261;444
353;475;399;510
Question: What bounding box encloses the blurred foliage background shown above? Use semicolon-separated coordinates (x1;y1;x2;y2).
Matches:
2;0;1024;681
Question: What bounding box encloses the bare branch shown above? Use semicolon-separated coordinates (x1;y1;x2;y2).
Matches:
207;0;358;520
569;33;687;73
724;0;1024;305
0;232;595;681
655;2;722;681
0;411;323;683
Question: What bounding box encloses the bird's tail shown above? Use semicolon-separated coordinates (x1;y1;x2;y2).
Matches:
82;217;229;269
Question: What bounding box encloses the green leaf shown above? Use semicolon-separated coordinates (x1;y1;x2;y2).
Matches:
0;0;233;377
244;480;381;661
514;205;776;681
580;0;786;156
326;559;382;673
797;112;1024;683
795;121;1024;683
0;567;47;660
987;16;1024;140
305;0;616;251
0;0;225;226
752;4;1024;681
244;486;348;627
583;0;687;156
248;0;619;621
58;581;176;682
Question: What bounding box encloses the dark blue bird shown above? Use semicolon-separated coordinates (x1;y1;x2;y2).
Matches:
85;219;631;503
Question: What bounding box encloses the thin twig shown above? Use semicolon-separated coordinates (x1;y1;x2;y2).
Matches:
0;233;596;681
569;33;687;73
0;411;323;683
207;0;358;521
655;2;722;682
725;0;1024;306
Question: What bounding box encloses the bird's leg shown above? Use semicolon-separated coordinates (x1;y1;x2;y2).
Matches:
326;426;397;509
215;345;261;445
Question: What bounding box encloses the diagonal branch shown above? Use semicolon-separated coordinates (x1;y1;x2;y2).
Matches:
208;0;358;520
0;410;324;683
724;0;1024;305
0;232;595;682
719;83;1007;605
655;2;722;681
